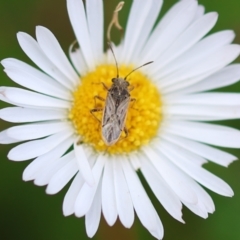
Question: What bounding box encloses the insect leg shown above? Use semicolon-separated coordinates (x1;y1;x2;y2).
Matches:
128;86;134;91
101;82;109;91
90;108;103;123
94;95;105;108
130;98;138;110
94;96;105;101
123;126;128;138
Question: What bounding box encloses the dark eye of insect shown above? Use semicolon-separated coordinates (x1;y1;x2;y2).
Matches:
112;78;116;83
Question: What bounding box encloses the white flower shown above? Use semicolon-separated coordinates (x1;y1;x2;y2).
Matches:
1;0;240;239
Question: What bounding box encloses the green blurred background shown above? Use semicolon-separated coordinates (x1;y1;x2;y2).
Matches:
0;0;240;239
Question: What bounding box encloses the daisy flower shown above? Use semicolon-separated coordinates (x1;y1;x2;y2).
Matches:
1;0;240;239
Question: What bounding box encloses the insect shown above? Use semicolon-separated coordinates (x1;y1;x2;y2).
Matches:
90;43;153;146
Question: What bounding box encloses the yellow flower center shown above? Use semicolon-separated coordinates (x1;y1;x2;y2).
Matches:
69;64;162;154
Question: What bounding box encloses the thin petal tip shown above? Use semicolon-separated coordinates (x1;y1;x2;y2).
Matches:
45;186;57;195
35;25;46;32
62;209;73;217
16;31;24;37
0;59;8;66
16;32;27;41
178;217;185;224
7;152;14;161
74;211;85;218
22;174;31;182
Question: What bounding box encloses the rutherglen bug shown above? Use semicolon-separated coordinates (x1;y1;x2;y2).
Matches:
90;43;153;146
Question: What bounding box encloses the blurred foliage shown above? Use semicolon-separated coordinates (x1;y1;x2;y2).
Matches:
0;0;240;240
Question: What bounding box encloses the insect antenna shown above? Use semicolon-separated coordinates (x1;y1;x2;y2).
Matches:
124;61;154;80
108;42;119;78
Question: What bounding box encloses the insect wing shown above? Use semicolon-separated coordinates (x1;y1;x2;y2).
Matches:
102;93;121;145
102;117;121;145
102;92;115;126
116;97;130;130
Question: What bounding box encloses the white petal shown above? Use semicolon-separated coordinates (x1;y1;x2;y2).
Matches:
113;156;134;228
129;153;141;171
1;58;71;100
166;93;240;106
121;157;164;240
22;136;74;180
74;141;94;186
193;5;205;20
166;114;230;122
159;142;234;197
174;64;240;95
165;104;240;121
85;178;102;238
139;154;183;222
183;201;208;219
160;68;220;94
143;146;197;204
46;158;78;194
156;30;235;80
0;129;21;144
74;154;105;217
34;151;75;186
0;107;66;123
121;0;161;64
162;133;237;167
0;87;71;109
67;0;95;70
185;178;215;214
153;212;165;240
36;26;79;86
154;149;215;215
140;0;198;64
151;12;218;74
63;151;96;216
69;46;87;76
7;122;71;141
86;0;103;62
155;141;215;214
160;44;240;92
17;32;73;90
120;0;141;61
164;120;240;148
131;0;164;63
0;88;27;108
8;130;73;161
102;158;117;226
63;172;84;216
153;138;207;166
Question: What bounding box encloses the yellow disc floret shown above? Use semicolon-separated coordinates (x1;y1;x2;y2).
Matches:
69;64;162;154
